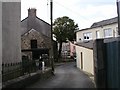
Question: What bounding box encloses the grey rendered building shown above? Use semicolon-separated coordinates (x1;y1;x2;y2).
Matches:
0;0;21;64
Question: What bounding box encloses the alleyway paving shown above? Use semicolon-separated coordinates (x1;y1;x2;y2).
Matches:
25;62;95;88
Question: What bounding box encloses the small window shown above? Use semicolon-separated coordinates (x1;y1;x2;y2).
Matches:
104;28;113;38
83;32;92;40
31;39;37;48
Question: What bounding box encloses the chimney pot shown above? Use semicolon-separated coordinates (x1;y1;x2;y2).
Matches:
28;8;36;17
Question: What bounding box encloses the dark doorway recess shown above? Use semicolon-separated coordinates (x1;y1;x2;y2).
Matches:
31;39;37;48
22;48;49;60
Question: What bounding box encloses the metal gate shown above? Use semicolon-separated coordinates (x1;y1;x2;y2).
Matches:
105;40;120;88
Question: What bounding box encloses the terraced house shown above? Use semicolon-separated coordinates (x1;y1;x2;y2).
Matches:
76;17;118;42
75;17;119;78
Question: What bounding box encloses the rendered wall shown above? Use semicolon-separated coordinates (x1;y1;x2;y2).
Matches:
0;1;2;89
76;45;94;75
1;0;21;63
76;23;118;42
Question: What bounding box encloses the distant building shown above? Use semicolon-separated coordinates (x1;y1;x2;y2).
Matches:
61;42;70;59
75;17;119;77
60;41;76;61
69;41;76;57
21;8;51;60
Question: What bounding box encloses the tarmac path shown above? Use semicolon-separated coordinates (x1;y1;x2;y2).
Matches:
26;62;95;88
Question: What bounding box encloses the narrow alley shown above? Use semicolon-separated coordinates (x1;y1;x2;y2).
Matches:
25;62;95;88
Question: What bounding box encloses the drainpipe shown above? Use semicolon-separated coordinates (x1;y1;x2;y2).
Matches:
117;0;120;36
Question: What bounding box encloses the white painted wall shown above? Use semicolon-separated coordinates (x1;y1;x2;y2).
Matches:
76;23;118;42
75;19;118;81
76;45;94;75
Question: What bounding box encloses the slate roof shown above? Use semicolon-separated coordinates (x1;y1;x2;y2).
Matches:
75;37;120;50
91;17;117;28
75;17;118;32
21;16;51;37
21;17;50;26
75;40;94;50
21;8;51;37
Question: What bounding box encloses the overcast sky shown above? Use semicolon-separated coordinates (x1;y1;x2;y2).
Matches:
21;0;117;29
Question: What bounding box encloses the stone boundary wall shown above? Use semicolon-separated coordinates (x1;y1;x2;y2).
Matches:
2;68;52;89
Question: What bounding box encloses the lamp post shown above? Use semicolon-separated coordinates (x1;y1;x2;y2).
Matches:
117;0;120;36
50;0;54;73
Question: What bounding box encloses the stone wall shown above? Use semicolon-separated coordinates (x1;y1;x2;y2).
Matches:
21;29;51;49
21;8;52;60
21;29;51;58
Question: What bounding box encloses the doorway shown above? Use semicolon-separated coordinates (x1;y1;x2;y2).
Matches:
81;52;83;69
31;39;37;48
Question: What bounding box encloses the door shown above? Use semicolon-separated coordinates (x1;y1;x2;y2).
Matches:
81;52;83;69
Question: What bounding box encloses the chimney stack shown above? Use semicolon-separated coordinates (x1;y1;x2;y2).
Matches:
28;8;36;17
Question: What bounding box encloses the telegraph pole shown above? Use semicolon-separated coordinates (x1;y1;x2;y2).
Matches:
50;0;54;73
117;0;120;35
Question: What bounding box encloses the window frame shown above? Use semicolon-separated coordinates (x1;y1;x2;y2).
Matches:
96;31;100;39
83;32;92;40
104;28;113;38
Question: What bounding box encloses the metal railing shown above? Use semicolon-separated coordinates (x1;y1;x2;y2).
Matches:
2;59;50;82
2;62;23;82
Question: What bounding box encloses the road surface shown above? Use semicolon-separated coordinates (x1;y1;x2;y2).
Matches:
26;62;95;88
